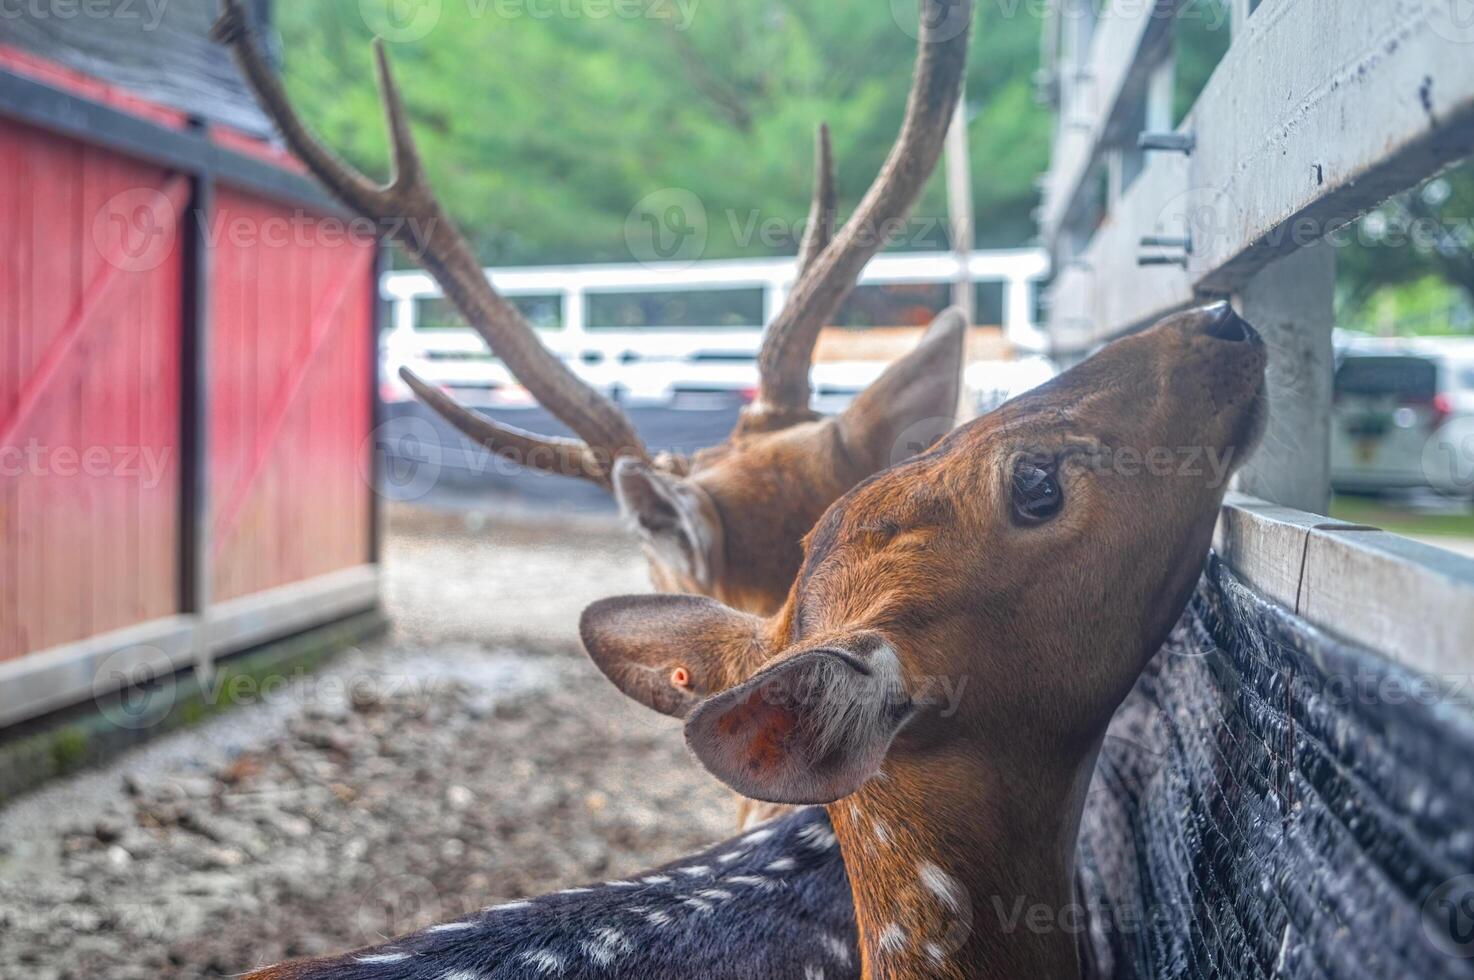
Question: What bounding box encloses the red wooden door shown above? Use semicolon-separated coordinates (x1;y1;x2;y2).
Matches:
209;187;375;604
0;119;186;662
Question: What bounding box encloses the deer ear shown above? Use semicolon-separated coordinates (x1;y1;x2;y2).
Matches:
684;640;914;805
613;459;725;591
837;307;966;470
579;595;767;719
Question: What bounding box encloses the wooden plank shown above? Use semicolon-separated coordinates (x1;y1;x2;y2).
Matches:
1216;494;1474;676
1044;0;1474;347
0;565;380;729
1040;0;1183;246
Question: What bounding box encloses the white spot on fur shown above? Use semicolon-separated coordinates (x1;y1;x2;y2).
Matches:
484;900;532;913
717;850;746;863
557;887;592;895
681;896;715;913
427;921;475;933
605;880;639;888
642;875;672;885
873;821;890;844
804;966;825;980
742;828;775;845
519;949;567;975
645;909;672;926
821;932;852;965
695;889;734;901
798;823;838;851
925;942;947;965
724;874;767;887
766;858;796;872
355;952;409;964
918;861;966;913
878;924;907;954
582;927;632;967
677;865;711;877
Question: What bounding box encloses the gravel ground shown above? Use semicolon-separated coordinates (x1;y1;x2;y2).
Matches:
0;504;733;979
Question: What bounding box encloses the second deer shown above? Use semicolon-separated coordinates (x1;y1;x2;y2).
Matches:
215;0;971;622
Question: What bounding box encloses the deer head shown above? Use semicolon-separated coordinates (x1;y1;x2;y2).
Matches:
583;303;1269;978
214;0;974;619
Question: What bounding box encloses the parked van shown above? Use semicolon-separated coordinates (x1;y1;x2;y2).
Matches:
1330;337;1474;497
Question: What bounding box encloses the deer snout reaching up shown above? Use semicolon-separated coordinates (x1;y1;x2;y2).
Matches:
583;303;1268;979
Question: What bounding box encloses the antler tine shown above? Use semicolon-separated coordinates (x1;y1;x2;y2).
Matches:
214;0;650;477
373;40;425;193
752;0;974;419
212;0;384;216
795;122;836;277
399;369;610;486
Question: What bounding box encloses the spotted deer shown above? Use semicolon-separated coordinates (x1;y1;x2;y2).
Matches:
581;302;1268;978
237;303;1266;979
213;0;971;623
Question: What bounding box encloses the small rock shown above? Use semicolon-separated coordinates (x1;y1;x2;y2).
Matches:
105;845;132;870
446;785;475;811
94;819;124;844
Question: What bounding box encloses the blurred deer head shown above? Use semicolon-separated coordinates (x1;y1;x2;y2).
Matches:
216;0;973;618
584;304;1268;976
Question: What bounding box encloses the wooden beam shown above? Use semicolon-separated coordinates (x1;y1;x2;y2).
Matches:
1232;245;1336;514
0;565;379;729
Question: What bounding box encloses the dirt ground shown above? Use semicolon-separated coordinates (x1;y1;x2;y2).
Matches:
0;505;733;979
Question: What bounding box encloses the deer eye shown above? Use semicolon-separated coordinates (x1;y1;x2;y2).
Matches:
1011;459;1063;524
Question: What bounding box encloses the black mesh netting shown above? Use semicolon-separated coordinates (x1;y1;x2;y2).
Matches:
1079;555;1474;980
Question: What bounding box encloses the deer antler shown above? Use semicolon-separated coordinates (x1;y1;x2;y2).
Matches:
213;0;649;480
751;0;974;421
398;368;611;485
796;122;837;277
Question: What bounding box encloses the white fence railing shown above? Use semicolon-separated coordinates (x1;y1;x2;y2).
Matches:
381;249;1050;356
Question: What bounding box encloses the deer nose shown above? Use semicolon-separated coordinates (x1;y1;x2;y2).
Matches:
1199;301;1261;345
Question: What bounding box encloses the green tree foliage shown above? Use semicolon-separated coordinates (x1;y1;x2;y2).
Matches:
275;0;1050;266
1337;165;1474;336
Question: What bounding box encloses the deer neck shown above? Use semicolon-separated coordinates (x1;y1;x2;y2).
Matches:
826;748;1095;980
